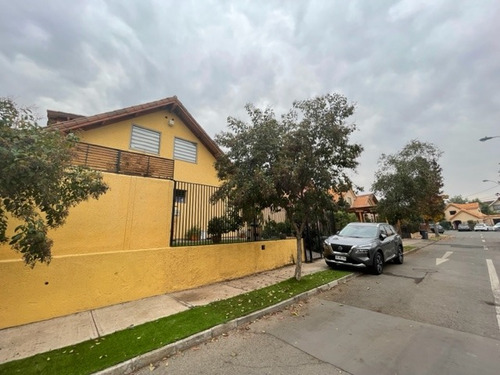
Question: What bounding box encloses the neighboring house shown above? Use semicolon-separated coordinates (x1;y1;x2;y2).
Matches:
444;202;485;228
0;97;297;329
333;190;378;222
486;197;500;213
349;193;379;222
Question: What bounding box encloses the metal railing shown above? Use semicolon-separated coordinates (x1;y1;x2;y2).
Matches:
72;142;174;180
170;181;263;246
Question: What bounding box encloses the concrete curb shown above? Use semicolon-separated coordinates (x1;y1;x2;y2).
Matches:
96;237;441;374
95;272;358;375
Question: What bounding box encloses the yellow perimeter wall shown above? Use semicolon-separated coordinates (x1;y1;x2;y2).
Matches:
0;173;296;329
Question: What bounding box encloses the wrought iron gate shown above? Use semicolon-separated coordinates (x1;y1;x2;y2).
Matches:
303;210;337;262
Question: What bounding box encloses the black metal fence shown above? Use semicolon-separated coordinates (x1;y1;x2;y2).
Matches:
170;181;258;246
303;210;336;262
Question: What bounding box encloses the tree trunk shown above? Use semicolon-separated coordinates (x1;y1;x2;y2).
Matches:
294;234;302;281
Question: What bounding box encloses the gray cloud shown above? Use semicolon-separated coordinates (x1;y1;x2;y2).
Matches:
1;0;499;201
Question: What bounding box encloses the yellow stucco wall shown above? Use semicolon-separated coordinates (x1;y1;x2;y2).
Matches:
0;173;172;260
0;240;296;329
75;110;220;186
0;172;297;329
0;107;300;329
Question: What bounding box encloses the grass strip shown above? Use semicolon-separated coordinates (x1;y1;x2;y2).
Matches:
0;269;349;375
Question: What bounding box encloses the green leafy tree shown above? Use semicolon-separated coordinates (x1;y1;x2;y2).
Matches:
372;140;445;233
449;195;467;204
0;98;108;267
471;198;494;215
213;93;363;280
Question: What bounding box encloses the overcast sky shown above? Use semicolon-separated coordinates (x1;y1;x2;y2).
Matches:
1;0;499;202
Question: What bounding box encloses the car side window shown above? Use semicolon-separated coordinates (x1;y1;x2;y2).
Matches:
385;225;395;236
379;226;387;236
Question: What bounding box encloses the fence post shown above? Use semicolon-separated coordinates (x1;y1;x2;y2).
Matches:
169;181;178;247
116;150;121;173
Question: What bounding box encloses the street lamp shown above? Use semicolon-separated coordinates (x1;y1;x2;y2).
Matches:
483;179;500;184
479;135;500;142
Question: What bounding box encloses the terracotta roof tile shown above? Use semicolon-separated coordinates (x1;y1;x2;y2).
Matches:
48;96;223;158
352;193;378;208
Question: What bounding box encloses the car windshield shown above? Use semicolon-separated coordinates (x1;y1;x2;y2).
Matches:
339;225;378;238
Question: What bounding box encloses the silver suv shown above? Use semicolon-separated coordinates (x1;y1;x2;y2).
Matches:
323;222;403;275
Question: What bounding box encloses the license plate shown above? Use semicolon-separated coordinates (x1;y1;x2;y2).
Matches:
335;255;347;261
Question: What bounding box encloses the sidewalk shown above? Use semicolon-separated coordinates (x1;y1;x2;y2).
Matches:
0;237;433;365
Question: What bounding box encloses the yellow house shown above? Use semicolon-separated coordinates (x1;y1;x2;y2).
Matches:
48;96;222;185
444;202;485;228
0;97;296;329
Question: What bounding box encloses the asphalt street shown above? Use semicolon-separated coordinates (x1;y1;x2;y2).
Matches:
133;232;500;375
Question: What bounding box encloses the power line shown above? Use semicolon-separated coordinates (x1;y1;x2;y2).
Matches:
463;185;499;200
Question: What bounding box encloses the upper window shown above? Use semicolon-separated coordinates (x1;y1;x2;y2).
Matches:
130;125;161;154
174;137;197;163
449;210;456;215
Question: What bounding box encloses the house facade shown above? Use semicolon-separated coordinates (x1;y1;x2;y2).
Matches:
334;190;378;222
444;202;485;228
0;97;296;329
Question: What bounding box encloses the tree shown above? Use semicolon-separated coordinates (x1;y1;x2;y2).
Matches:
471;198;494;215
449;195;467;204
371;140;445;233
0;98;108;267
213;93;363;280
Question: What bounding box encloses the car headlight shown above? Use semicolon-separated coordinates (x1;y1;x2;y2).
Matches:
352;244;372;255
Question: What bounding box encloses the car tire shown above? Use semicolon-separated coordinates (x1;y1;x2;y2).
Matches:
394;245;404;264
372;251;384;275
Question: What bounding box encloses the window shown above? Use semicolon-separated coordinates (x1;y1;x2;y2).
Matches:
384;225;395;236
175;189;186;203
130;125;161;154
449;210;456;215
174;137;197;163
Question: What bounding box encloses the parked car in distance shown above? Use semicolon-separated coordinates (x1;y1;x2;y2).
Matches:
493;223;500;231
429;223;444;234
474;223;488;232
458;223;471;231
323;222;403;275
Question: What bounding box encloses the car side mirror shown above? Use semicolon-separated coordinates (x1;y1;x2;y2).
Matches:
380;233;387;240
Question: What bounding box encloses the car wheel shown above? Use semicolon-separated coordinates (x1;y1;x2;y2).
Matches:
394;245;404;264
372;251;384;275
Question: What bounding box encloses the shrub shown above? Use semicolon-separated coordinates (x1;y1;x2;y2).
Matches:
185;226;202;240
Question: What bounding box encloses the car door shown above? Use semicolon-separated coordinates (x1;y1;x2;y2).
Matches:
380;224;397;260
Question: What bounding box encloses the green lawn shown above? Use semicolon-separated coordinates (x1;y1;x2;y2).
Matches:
0;269;350;375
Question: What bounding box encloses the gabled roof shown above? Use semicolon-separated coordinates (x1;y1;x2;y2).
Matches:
447;202;481;211
351;193;378;209
487;197;500;207
48;96;223;158
47;110;84;124
330;190;378;210
446;202;484;221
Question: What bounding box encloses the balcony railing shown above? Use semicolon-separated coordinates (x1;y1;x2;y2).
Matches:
72;142;174;180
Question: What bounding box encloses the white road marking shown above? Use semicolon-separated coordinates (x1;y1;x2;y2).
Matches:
486;259;500;332
436;251;453;266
